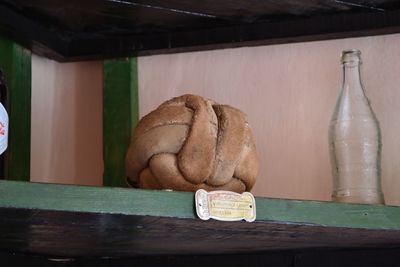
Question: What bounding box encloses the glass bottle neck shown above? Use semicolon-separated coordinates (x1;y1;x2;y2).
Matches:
342;63;363;91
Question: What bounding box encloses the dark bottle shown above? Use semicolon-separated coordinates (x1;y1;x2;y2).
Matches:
0;69;9;179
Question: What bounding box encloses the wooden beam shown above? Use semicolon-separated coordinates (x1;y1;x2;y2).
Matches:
1;180;400;258
1;180;400;229
0;2;67;61
2;2;400;61
103;57;138;187
2;248;400;266
0;35;31;181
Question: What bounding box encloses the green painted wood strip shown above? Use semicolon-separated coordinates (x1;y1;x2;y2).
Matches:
103;57;138;187
0;180;400;230
0;35;31;181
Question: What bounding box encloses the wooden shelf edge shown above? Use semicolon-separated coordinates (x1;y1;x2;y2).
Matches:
0;180;399;230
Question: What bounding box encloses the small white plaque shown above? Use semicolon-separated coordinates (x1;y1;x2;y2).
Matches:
195;189;256;222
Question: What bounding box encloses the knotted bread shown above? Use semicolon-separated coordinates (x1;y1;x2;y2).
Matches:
125;94;259;192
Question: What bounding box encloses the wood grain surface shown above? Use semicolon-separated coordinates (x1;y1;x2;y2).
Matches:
2;249;400;267
2;207;400;258
1;180;400;229
2;0;400;60
1;180;400;258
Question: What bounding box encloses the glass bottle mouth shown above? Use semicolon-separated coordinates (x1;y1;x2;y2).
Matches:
341;49;362;65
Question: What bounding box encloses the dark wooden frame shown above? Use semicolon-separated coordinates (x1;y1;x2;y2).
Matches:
1;180;400;260
1;2;400;61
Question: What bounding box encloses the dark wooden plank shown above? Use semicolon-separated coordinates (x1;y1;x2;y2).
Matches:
103;58;138;187
294;248;400;267
1;181;400;259
62;7;400;60
1;180;400;229
0;35;31;181
1;208;400;258
0;208;400;258
0;1;67;61
2;248;400;267
91;8;400;59
108;0;389;19
1;1;400;61
0;250;295;267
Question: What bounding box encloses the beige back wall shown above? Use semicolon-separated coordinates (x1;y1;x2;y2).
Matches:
31;55;103;186
29;34;400;205
138;34;400;205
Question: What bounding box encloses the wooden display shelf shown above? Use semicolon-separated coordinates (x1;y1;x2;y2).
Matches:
0;1;400;61
1;180;400;262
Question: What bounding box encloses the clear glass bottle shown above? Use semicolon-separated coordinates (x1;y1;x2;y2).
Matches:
329;49;384;204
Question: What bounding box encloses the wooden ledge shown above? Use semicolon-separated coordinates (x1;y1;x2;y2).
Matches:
0;181;400;257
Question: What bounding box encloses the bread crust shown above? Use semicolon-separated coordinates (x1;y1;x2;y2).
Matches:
125;94;259;193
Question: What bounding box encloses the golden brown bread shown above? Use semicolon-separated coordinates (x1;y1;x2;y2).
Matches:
125;94;259;193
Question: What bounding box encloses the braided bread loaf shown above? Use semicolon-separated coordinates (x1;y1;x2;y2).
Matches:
125;94;259;193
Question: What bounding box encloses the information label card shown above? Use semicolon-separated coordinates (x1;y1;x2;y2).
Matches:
195;189;256;222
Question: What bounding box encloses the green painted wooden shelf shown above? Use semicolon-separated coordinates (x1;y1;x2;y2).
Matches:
1;180;400;260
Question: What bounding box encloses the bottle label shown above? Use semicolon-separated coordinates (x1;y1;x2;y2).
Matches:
0;102;8;155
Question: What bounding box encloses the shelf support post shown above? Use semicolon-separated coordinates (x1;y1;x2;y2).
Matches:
103;57;138;187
